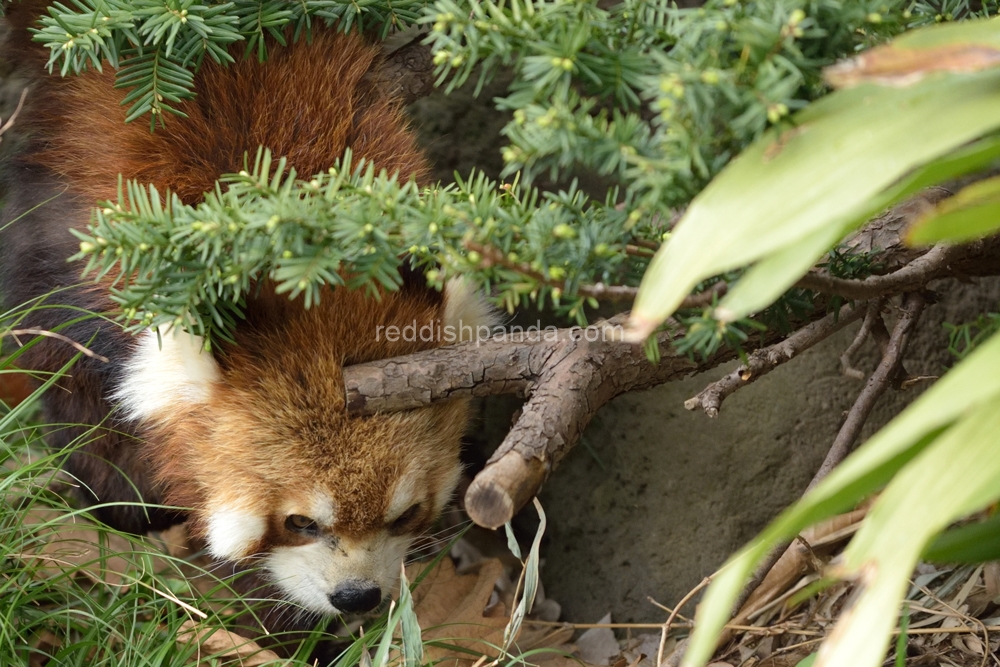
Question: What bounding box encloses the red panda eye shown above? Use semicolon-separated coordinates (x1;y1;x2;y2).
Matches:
390;503;421;531
286;514;318;534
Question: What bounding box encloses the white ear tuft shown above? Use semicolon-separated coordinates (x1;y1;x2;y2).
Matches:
113;327;220;423
443;277;501;342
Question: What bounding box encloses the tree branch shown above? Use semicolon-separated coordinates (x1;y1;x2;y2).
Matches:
721;292;926;646
465;239;641;302
794;244;967;300
683;302;867;418
377;35;436;106
345;320;740;528
809;292;925;485
464;240;728;306
340;190;998;528
839;300;884;380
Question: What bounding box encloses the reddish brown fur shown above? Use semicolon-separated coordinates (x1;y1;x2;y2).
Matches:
147;285;467;544
1;0;468;558
9;4;428;205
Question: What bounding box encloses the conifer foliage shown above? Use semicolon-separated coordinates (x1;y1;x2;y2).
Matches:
21;0;992;350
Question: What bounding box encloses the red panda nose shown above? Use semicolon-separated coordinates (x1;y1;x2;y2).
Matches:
330;580;383;614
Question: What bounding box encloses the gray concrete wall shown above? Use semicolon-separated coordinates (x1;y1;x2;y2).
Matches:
534;281;1000;623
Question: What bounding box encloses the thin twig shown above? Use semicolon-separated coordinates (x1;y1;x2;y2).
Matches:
795;244;965;300
465;240;639;301
630;238;660;252
808;292;925;488
647;596;693;624
685;302;866;417
724;293;926;648
914;582;992;667
522;618;1000;637
464;240;725;306
625;244;656;257
5;328;109;363
840;300;883;380
657;577;711;667
0;88;27;140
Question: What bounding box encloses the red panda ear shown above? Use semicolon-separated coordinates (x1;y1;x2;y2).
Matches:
112;327;220;423
443;277;500;342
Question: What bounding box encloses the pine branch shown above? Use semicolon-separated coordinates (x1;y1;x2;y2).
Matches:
73;149;647;341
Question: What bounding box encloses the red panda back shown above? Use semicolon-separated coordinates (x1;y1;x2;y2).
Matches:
0;5;495;638
0;3;442;536
21;28;429;205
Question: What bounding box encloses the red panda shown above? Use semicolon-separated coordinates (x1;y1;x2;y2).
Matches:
0;0;493;631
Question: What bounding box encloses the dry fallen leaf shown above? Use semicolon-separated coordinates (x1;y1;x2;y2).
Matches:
404;556;588;667
177;620;282;666
576;614;619;666
404;557;509;666
17;507;143;589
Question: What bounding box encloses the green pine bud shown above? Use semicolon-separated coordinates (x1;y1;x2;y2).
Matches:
767;103;789;123
552;223;576;240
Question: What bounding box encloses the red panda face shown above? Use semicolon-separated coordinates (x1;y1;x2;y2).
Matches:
187;397;467;616
113;280;494;615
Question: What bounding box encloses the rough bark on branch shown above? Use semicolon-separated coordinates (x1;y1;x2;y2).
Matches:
340;192;1000;529
683;303;867;418
379;35;436;106
344;322;741;528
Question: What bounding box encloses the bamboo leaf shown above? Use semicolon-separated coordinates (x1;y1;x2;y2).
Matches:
924;512;1000;564
681;330;1000;667
629;19;1000;339
908;175;1000;245
814;399;1000;667
397;566;423;667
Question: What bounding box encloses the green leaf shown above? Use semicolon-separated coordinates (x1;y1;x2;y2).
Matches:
372;598;401;667
714;224;846;323
681;330;1000;667
815;398;1000;667
908;175;1000;245
718;132;1000;320
894;606;909;667
397;566;423;667
924;512;1000;564
502;498;546;655
628;19;1000;338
